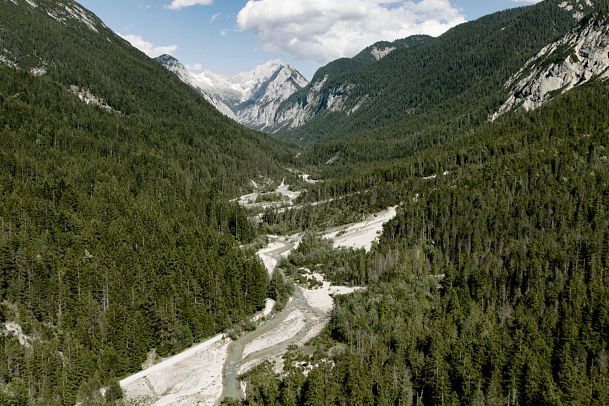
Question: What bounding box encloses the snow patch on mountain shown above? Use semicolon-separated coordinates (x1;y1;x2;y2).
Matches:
233;60;285;102
371;46;396;61
188;69;241;102
492;17;609;121
185;62;288;105
192;59;305;105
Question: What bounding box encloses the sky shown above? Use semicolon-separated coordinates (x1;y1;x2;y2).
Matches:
78;0;542;79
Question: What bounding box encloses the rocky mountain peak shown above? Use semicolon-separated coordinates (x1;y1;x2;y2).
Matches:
156;56;309;130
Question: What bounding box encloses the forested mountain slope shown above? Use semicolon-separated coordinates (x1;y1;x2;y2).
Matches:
235;5;609;405
0;0;288;163
0;0;290;404
493;13;609;120
272;35;432;133
240;71;609;406
275;0;595;167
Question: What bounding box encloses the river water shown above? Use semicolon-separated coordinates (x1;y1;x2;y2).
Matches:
221;284;327;401
119;179;388;405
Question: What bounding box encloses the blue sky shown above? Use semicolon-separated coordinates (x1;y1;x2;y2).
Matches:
79;0;540;79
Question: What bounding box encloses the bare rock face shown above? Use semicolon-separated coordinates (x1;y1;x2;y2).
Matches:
235;64;308;131
273;77;369;131
558;0;595;21
370;46;396;61
492;16;609;121
156;55;308;130
273;75;329;130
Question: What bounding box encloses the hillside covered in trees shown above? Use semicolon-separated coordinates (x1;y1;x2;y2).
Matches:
0;0;291;404
276;0;597;174
2;0;609;405
239;71;609;406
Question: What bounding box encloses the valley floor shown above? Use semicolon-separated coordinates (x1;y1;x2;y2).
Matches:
118;178;395;405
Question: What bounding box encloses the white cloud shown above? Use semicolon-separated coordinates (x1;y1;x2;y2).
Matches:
236;0;466;63
119;34;178;57
166;0;213;10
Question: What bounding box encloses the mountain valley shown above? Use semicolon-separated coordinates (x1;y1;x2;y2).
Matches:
0;0;609;405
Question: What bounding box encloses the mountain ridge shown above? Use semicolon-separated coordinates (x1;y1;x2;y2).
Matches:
267;0;601;148
270;35;433;133
154;54;239;120
276;0;600;173
156;55;308;130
